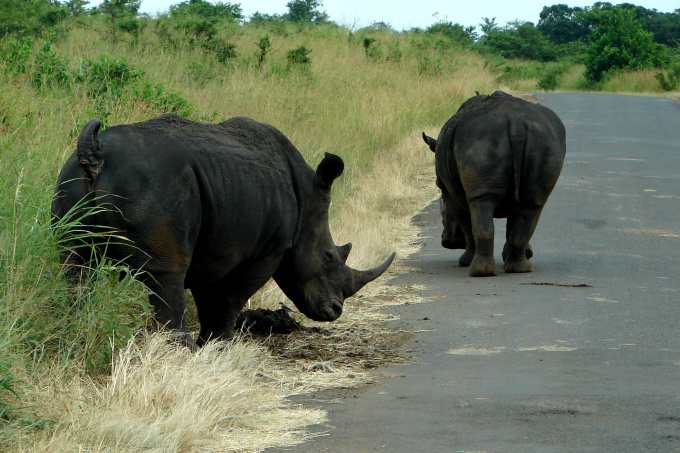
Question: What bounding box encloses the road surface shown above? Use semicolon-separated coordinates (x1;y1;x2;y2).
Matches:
277;93;680;452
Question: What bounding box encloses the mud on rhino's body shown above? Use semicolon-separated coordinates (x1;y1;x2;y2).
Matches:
423;91;566;276
52;114;394;346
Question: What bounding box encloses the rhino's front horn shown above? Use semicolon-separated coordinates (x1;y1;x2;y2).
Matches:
347;252;396;297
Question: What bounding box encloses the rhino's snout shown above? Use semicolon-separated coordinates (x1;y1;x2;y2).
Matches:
315;299;343;322
297;299;342;322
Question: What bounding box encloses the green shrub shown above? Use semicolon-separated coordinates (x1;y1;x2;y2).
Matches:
655;67;680;91
287;45;311;67
256;35;271;66
538;71;559;90
418;54;443;75
29;36;71;90
77;53;144;98
0;37;34;75
203;37;237;63
138;81;193;117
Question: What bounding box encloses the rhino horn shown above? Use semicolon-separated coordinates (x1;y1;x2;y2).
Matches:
337;242;352;263
346;252;396;297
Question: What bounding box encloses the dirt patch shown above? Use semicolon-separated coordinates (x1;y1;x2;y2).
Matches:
238;298;415;382
523;282;593;288
260;319;414;371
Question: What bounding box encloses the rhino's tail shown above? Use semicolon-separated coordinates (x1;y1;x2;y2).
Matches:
509;122;527;205
76;119;103;190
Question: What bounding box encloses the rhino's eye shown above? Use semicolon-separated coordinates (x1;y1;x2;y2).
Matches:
323;250;335;265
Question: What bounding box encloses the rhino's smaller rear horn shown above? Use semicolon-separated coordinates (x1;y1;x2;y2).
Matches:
337;243;352;264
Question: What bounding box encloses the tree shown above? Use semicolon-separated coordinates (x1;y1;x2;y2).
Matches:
99;0;141;41
0;0;68;36
169;0;243;22
480;21;559;61
65;0;90;17
426;21;477;46
537;4;590;44
284;0;328;24
585;7;668;81
479;17;498;36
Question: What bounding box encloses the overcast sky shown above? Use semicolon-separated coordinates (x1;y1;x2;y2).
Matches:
88;0;679;31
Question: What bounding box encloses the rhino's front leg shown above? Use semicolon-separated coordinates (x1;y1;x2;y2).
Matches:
443;198;475;266
191;256;282;347
468;199;498;277
439;197;466;250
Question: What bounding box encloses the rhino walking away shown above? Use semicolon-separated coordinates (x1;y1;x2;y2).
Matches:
422;91;566;277
52;114;395;347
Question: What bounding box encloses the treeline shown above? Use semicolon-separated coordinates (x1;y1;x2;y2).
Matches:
1;0;679;90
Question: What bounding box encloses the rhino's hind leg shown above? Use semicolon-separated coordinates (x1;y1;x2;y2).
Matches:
143;271;195;348
468;199;498;277
503;205;542;273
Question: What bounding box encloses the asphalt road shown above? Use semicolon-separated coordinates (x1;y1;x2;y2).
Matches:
278;93;680;452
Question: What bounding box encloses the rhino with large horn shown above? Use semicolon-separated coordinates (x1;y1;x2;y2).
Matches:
52;114;395;347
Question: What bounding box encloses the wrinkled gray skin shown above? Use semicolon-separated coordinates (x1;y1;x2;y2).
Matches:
422;91;565;276
52;114;395;346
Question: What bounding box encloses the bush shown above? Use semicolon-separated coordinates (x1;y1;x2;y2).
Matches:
30;36;71;90
425;21;476;48
538;70;559;90
287;45;311;66
0;37;34;74
138;81;193;117
77;53;144;98
655;67;680;91
256;34;271;66
585;8;668;82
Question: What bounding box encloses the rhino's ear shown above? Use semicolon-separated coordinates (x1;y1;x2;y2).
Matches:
422;132;437;152
316;153;344;191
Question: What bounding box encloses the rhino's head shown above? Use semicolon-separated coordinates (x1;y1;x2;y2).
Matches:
273;153;396;322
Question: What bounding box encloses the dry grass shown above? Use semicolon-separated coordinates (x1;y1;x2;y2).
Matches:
20;334;325;453
599;68;669;94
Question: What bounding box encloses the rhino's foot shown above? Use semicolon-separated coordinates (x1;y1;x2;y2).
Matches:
165;331;198;351
469;256;497;277
442;231;466;250
458;249;475;267
197;329;234;348
504;258;533;274
502;243;534;261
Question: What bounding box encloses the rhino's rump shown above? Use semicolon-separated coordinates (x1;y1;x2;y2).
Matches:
435;92;565;215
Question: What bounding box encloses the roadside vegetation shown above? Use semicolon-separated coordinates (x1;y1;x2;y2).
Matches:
0;0;678;451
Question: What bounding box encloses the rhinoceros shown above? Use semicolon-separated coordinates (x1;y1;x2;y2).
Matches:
52;113;395;346
422;91;566;277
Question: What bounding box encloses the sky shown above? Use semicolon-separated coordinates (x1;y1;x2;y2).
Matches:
88;0;679;31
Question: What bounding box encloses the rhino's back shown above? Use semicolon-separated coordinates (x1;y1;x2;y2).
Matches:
54;114;305;278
